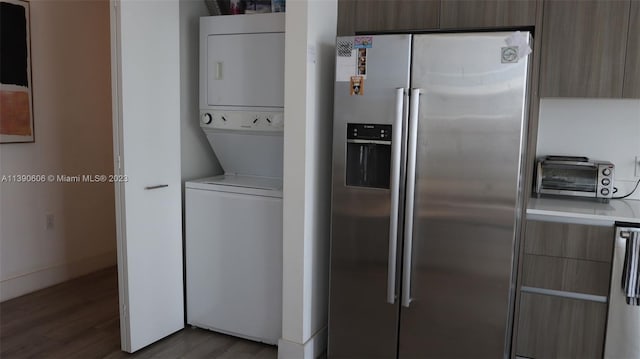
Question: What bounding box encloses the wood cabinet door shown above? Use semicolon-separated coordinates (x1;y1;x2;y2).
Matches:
337;0;357;35
440;0;537;29
539;0;630;98
524;220;614;262
344;0;440;34
515;219;614;358
623;0;640;98
516;293;607;358
521;254;612;296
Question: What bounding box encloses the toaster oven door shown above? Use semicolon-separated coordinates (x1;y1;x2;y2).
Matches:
538;163;598;197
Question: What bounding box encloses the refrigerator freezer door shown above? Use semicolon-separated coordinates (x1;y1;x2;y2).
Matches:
328;34;411;358
399;32;530;358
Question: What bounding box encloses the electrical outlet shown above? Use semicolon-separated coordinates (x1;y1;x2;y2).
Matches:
46;213;54;230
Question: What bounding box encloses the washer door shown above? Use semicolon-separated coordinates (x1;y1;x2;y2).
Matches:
185;188;283;344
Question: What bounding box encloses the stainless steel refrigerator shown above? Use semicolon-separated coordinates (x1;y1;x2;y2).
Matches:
328;32;532;358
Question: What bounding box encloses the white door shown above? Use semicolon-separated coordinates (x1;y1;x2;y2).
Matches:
185;187;283;344
110;0;183;352
206;32;285;107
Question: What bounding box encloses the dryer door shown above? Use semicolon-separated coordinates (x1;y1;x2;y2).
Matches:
206;32;284;108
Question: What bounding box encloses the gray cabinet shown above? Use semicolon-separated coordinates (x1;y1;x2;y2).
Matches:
524;220;614;262
337;0;639;98
539;0;630;98
521;255;612;296
623;0;640;98
336;0;439;35
515;219;614;359
517;293;608;359
440;0;537;29
354;0;440;34
337;0;357;36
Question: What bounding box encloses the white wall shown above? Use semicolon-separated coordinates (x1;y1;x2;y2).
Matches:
0;0;116;302
537;98;640;200
280;0;337;358
179;0;221;183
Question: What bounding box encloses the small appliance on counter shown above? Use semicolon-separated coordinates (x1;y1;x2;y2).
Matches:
535;155;614;201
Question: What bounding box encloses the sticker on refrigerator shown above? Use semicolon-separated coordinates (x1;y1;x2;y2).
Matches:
357;48;367;77
354;36;373;49
501;46;519;63
337;39;354;57
336;50;356;82
503;31;532;61
350;76;364;96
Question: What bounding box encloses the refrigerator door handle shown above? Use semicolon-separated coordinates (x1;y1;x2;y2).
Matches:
387;87;405;304
402;88;421;308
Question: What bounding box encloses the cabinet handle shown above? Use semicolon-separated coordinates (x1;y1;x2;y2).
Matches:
521;286;607;303
144;184;168;190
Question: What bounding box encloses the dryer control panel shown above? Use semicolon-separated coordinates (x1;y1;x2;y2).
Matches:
200;111;284;132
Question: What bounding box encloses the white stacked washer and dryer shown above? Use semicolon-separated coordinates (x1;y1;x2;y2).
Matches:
185;13;285;345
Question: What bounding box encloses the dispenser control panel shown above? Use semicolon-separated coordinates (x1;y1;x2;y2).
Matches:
347;124;392;141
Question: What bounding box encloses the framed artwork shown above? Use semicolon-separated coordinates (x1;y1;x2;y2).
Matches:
1;0;34;143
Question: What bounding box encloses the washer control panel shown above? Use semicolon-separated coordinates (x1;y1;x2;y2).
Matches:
200;111;284;132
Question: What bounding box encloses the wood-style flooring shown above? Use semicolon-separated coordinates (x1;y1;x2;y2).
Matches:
0;267;277;359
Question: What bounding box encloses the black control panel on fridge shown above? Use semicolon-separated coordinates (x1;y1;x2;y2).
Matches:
347;123;392;141
345;124;392;189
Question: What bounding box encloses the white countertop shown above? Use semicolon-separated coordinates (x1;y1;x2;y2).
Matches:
527;197;640;225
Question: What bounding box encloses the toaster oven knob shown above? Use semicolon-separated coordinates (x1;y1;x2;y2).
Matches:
601;188;610;196
602;168;612;176
602;178;611;186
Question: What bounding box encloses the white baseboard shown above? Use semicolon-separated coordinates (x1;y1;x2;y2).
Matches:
0;250;117;302
278;326;327;359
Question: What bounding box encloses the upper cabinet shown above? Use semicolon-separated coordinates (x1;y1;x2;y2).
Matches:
440;0;537;28
337;0;357;36
539;0;630;98
337;0;440;35
337;0;640;99
623;0;640;98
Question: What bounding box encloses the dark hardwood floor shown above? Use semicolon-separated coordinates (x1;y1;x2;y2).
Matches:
0;267;277;358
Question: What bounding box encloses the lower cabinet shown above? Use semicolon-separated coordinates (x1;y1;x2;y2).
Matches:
516;293;607;359
514;219;614;358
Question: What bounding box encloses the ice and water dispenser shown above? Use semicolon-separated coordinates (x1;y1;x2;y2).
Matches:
345;123;392;189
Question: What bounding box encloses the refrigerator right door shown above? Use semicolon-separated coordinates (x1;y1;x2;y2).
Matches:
398;32;531;358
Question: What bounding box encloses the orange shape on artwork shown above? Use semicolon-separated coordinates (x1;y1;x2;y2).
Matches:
0;90;32;136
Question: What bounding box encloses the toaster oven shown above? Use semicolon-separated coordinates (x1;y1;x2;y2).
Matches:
535;156;614;201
